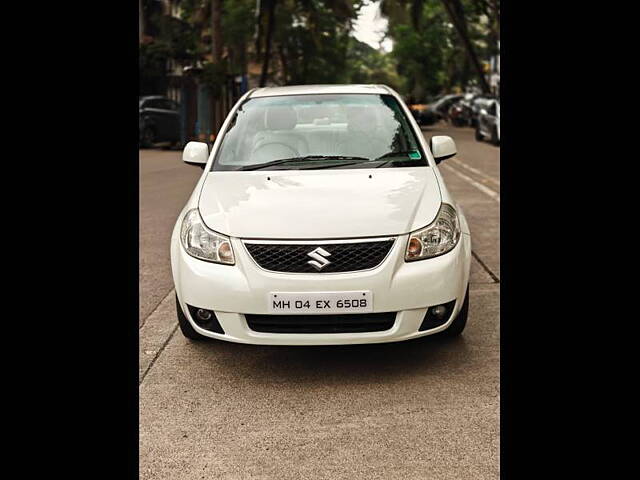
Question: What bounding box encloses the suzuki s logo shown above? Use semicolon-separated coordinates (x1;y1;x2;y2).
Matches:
307;247;332;271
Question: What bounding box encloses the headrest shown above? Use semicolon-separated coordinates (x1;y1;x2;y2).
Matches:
346;105;372;133
265;106;297;130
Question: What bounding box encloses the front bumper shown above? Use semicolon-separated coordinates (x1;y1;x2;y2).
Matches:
171;232;471;345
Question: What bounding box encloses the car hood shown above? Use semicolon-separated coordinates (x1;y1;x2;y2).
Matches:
198;167;442;239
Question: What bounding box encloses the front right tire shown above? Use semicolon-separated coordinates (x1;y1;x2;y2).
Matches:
491;126;500;145
176;294;209;341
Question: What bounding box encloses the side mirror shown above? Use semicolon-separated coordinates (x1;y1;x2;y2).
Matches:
183;141;209;168
430;136;457;164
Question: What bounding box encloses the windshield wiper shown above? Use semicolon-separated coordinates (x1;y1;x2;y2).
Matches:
238;155;369;171
372;150;421;168
372;150;417;162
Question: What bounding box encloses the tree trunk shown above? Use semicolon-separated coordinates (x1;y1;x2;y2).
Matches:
441;0;491;93
210;0;224;132
139;0;144;43
211;0;223;63
259;0;276;87
278;43;288;84
255;0;264;58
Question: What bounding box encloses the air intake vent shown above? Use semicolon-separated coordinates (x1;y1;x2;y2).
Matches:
245;312;396;333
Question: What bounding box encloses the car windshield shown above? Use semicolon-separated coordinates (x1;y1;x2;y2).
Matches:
211;94;427;171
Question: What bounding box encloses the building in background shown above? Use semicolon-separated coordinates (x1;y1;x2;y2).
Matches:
140;0;249;147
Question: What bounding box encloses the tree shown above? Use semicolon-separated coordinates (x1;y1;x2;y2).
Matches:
211;0;224;62
253;0;363;86
440;0;490;92
380;0;495;98
258;0;277;86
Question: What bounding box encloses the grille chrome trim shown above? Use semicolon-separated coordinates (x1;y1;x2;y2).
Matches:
241;236;396;245
242;237;396;274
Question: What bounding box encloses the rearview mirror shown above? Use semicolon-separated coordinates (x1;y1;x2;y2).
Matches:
430;136;457;164
183;141;209;168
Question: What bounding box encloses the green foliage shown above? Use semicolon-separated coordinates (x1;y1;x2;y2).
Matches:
221;0;255;73
139;41;172;95
139;0;496;101
345;38;401;89
153;14;200;61
273;0;362;85
200;60;229;96
384;0;495;101
385;0;452;99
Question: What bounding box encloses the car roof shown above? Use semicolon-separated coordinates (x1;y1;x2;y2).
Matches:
248;84;394;98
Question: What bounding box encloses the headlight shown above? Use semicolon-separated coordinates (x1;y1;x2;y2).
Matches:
405;203;461;261
180;209;235;264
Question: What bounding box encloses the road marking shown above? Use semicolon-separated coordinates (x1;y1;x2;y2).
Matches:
450;158;500;186
441;163;500;202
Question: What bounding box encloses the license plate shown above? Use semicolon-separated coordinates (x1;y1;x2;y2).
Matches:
268;291;373;314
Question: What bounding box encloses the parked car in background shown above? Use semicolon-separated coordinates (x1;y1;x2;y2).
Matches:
475;99;500;145
139;96;182;148
470;95;496;127
448;96;474;127
409;104;439;126
431;94;464;122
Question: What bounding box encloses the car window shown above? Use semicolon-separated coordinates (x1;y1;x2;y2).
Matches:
144;99;159;109
159;99;174;110
211;94;427;171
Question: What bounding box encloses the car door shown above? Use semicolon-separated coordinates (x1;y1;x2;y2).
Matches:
140;98;165;140
486;101;498;132
159;99;181;142
476;100;488;134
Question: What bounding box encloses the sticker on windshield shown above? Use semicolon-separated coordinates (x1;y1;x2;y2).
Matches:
408;151;421;160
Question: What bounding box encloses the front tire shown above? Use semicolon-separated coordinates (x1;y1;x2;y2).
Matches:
441;285;469;337
141;126;155;148
475;127;483;141
176;294;209;341
491;126;500;146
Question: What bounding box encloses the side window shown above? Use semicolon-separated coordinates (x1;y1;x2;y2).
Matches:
159;99;174;110
489;102;497;116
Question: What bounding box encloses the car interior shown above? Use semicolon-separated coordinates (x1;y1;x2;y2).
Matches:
216;100;414;167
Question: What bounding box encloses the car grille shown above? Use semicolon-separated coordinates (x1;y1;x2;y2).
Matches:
245;312;397;333
243;239;395;273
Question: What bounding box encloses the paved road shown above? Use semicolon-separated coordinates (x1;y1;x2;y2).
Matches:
139;149;202;325
139;123;500;479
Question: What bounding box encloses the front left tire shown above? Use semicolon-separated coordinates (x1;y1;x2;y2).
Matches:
141;126;155;148
441;285;469;337
475;127;483;141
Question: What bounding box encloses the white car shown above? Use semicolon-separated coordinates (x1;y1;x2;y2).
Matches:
171;84;471;345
